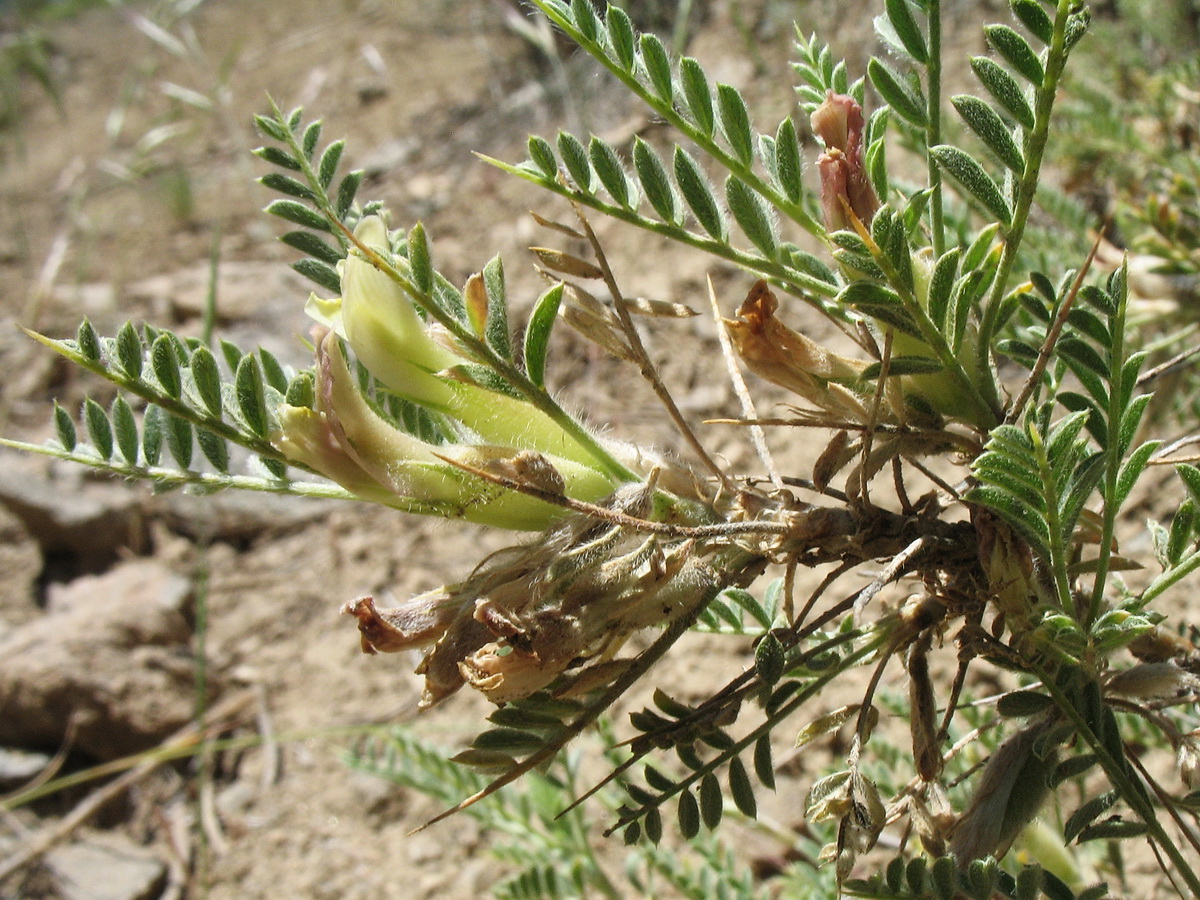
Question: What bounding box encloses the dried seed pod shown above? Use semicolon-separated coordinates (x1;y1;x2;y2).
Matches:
813;429;854;493
1107;661;1200;699
531;247;605;279
908;629;942;781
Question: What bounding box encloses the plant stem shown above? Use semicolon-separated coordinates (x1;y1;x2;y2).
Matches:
976;0;1076;414
1039;671;1200;897
0;437;469;515
1087;264;1128;626
926;0;945;258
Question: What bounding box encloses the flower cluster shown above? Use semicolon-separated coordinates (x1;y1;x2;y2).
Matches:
271;216;617;530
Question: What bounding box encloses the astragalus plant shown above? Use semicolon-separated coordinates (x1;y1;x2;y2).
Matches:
8;1;1200;897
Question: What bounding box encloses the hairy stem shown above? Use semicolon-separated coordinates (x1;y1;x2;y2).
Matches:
926;0;945;258
977;0;1077;414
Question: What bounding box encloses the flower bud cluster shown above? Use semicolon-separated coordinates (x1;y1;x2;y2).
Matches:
812;91;880;232
271;216;617;530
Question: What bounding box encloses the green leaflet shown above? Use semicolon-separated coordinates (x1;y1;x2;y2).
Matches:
83;398;113;460
589;135;637;209
679;57;714;137
952;94;1025;172
523;283;565;389
604;5;635;71
265;198;331;232
867;57;927;127
930;145;1012;225
632;137;680;224
716;83;754;165
673;146;726;240
985;24;1044;85
883;0;927;63
407;222;433;296
725;176;778;259
970;55;1035;129
235;353;268;438
638;32;672;102
1010;0;1054;44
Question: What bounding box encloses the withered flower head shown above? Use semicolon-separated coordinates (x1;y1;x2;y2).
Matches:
724;280;870;421
810;91;880;231
345;484;713;708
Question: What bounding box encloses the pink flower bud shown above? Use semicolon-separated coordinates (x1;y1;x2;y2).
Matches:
811;91;880;230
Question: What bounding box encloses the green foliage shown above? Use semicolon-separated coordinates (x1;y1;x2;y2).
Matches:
9;1;1200;897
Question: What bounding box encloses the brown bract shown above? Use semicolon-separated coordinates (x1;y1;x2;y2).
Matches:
724;280;870;421
344;482;713;708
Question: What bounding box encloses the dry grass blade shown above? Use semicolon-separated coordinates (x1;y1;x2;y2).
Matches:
567;201;733;490
0;691;254;883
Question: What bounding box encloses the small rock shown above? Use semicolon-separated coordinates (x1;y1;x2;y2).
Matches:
356;78;388;104
127;260;307;323
0;504;42;628
47;835;167;900
358;137;418;177
0;461;147;574
0;558;196;759
0;746;52;790
161;490;332;543
44;556;191;617
50;282;118;318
